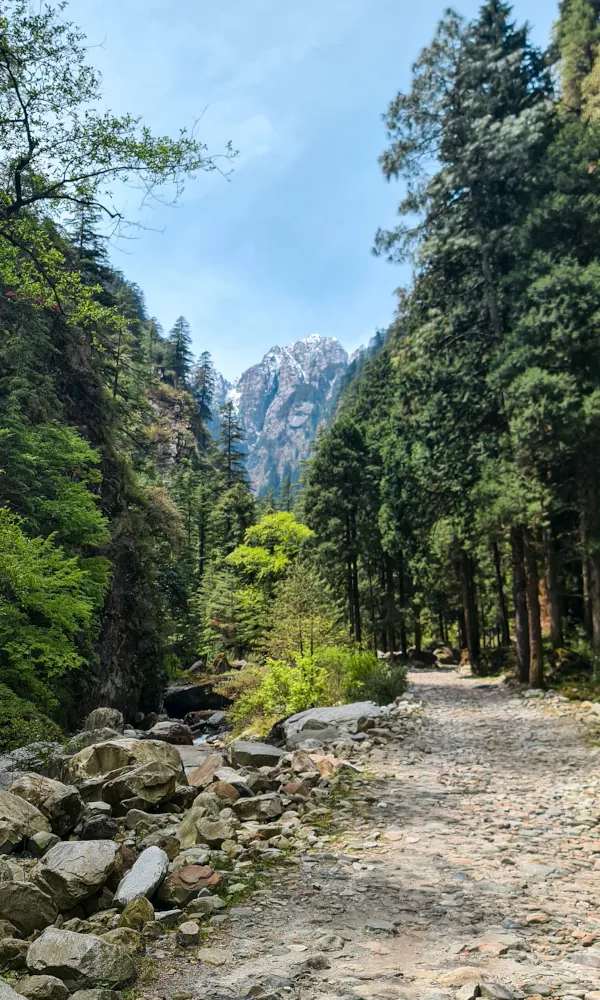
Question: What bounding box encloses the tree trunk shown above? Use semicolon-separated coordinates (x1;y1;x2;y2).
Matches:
578;459;600;652
582;543;593;639
385;556;396;653
397;553;408;658
366;563;377;652
458;608;467;651
492;540;511;647
542;525;563;649
459;549;480;670
510;527;530;683
414;606;422;655
352;558;362;645
523;528;544;688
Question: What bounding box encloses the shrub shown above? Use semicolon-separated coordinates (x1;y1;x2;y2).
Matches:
219;645;408;736
0;683;64;754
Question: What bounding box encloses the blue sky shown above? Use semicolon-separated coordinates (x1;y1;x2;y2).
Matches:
69;0;557;380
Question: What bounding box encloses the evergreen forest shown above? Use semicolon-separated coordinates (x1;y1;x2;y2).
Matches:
2;0;600;749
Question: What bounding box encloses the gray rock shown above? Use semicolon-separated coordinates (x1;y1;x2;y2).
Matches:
0;881;57;936
69;992;122;1000
228;740;285;768
66;730;123;752
283;701;390;738
66;739;183;785
0;938;29;969
15;977;70;1000
479;986;515;1000
286;728;341;749
364;919;397;934
84;709;124;734
0;791;51;854
155;909;182;929
143;721;193;746
185;895;226;918
26;927;136;989
194;817;236;848
113;846;169;908
28;832;61;857
33;841;120;911
0;978;24;1000
569;949;600;967
177;920;200;946
10;775;83;838
101;762;179;815
80;814;119;841
233;793;284;821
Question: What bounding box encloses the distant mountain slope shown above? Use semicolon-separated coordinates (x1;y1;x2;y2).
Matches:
211;335;352;495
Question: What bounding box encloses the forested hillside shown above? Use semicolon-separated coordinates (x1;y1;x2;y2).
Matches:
305;0;600;688
0;1;263;746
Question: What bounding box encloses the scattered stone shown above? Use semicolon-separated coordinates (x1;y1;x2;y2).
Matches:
15;977;70;1000
144;721;193;746
101;762;180;814
112;846;169;908
233;794;284;821
480;986;515;1000
194;817;236;848
117;897;155;929
157;865;220;905
176;921;200;946
68;992;122;1000
80;814;119;840
100;928;144;955
186;755;224;789
196;947;232;967
228;741;285;769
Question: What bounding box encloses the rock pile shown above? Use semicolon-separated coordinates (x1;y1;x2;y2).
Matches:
0;694;417;995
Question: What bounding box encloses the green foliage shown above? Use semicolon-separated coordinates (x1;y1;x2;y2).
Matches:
0;507;105;710
223;646;407;736
0;684;63;754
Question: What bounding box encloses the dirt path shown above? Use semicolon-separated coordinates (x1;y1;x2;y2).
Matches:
149;670;600;1000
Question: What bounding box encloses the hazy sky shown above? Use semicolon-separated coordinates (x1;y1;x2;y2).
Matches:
68;0;557;380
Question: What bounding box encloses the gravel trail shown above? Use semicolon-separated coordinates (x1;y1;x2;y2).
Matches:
149;670;600;1000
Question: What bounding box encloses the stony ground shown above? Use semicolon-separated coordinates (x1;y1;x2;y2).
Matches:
147;669;600;1000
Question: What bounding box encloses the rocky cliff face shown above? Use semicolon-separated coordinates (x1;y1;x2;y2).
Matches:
213;335;351;495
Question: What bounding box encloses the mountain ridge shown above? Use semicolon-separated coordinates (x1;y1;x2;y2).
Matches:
212;335;353;495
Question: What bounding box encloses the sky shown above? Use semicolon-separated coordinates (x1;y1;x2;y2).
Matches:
68;0;557;381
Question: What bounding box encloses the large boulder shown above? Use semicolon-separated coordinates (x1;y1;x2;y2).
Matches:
33;841;120;911
66;739;183;785
283;702;390;739
0;791;51;854
143;721;193;746
113;847;169;908
26;927;136;989
10;774;84;838
0;881;57;935
101;762;179;815
227;740;285;768
84;710;124;734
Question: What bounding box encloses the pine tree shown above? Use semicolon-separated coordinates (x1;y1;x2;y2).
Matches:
217;401;247;486
168;316;193;388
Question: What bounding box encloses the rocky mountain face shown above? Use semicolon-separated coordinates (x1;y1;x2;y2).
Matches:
213;335;353;495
